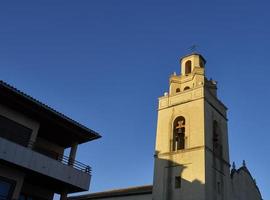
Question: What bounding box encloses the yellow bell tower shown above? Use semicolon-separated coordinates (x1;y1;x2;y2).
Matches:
152;53;230;200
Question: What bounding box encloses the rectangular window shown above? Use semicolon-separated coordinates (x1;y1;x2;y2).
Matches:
0;177;16;200
175;176;181;189
217;182;221;194
0;115;32;147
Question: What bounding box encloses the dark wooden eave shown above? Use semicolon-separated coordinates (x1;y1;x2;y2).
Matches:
0;80;101;147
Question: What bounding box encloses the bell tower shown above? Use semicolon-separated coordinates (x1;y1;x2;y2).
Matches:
152;53;231;200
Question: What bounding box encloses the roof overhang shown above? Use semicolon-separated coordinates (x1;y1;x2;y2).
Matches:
0;80;101;147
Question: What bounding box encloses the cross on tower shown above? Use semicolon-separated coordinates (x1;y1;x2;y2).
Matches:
189;44;198;53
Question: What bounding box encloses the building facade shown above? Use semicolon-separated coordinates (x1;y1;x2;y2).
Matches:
0;81;101;200
70;53;262;200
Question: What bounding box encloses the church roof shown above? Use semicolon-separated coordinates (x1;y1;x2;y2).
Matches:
231;166;262;199
69;185;153;199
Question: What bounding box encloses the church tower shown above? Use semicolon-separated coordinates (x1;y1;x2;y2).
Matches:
152;53;231;200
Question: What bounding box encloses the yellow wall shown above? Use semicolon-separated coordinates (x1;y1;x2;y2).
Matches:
153;53;231;200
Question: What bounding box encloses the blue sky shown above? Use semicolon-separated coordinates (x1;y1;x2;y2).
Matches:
0;0;270;199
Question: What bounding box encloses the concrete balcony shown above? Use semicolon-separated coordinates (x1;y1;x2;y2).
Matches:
0;137;91;192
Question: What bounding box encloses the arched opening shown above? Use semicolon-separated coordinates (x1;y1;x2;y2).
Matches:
172;116;185;151
213;120;222;157
185;60;192;74
176;88;180;93
184;86;190;91
200;60;204;68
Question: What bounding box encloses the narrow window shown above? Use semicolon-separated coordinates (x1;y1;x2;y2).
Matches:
185;60;192;74
176;88;180;93
200;60;204;68
172;116;185;151
217;182;221;194
184;86;190;91
213;120;222;157
175;176;181;189
213;120;218;153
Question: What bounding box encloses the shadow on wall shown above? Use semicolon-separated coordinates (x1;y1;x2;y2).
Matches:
152;151;205;200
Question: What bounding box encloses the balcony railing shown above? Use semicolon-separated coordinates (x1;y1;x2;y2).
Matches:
59;155;91;173
32;142;92;174
0;136;91;174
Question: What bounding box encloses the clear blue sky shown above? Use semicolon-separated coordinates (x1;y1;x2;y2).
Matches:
0;0;270;199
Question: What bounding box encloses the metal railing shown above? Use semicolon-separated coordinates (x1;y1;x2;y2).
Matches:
32;145;92;175
0;135;92;174
59;155;91;174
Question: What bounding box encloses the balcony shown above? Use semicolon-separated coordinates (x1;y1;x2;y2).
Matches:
31;141;92;174
0;136;91;192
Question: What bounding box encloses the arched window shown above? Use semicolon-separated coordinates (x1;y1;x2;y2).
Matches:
184;86;190;91
172;116;185;151
176;88;180;93
185;60;192;74
213;120;222;156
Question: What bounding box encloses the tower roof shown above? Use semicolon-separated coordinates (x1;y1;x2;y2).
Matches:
180;53;207;64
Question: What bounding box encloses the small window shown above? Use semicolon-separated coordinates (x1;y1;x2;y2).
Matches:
176;88;180;93
213;120;222;157
184;86;190;91
217;182;221;194
175;176;181;188
185;60;192;74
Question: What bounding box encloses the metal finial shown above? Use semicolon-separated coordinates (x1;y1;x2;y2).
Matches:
243;160;246;167
189;44;198;53
232;162;236;170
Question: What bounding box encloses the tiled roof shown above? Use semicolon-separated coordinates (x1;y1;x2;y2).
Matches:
0;80;101;139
